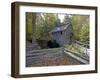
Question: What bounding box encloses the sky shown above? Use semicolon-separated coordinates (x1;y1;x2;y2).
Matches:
58;14;65;23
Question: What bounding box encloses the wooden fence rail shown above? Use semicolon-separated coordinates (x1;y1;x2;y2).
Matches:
75;40;89;48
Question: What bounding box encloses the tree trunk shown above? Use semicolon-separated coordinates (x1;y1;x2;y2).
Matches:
31;13;37;48
26;12;37;48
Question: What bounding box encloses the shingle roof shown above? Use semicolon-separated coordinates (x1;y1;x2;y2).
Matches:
50;23;70;33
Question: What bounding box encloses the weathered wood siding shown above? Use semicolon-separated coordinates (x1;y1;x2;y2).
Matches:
51;25;71;46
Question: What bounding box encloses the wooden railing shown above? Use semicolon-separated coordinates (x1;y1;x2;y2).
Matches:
75;40;89;48
64;48;89;64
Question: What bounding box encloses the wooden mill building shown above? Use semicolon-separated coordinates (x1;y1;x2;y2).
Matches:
50;23;72;46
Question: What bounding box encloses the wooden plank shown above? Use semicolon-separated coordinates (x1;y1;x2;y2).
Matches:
64;50;89;64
